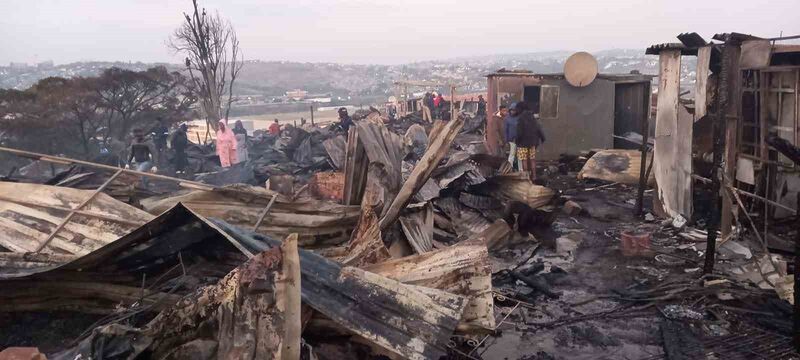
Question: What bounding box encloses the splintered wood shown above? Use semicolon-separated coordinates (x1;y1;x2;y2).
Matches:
342;206;390;267
653;49;693;219
380;116;465;230
211;219;468;360
363;244;495;332
146;235;299;360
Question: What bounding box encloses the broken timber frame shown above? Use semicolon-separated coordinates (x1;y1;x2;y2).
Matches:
704;35;745;274
379;115;465;230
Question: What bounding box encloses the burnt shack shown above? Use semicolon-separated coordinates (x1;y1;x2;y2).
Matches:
646;32;800;246
486;70;654;160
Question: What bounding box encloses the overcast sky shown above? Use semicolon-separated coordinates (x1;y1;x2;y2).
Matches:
1;0;797;65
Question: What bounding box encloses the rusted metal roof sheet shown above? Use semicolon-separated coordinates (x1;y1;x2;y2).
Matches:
0;182;154;256
645;43;698;56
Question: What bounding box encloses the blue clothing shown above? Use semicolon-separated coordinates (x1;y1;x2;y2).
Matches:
504;114;520;143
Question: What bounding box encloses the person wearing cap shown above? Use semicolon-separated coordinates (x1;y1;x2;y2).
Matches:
514;103;546;180
170;123;190;174
486;104;507;157
338;107;354;133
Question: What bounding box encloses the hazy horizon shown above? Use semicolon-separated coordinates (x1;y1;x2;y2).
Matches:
1;0;798;66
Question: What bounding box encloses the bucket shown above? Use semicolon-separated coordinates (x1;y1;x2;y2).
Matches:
621;230;652;257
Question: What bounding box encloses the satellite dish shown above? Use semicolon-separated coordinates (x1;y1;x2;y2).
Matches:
564;52;598;87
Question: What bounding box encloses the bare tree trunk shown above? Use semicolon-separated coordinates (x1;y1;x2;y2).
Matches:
170;0;243;132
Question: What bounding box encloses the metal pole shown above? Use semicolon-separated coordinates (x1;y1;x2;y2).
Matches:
310;105;315;126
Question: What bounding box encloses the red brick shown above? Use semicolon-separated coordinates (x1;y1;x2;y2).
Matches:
309;172;344;201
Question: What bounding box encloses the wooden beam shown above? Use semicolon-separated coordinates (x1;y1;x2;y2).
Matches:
721;44;743;238
379;116;465;230
653;49;692;218
695;46;712;119
0;146;226;194
253;194;278;232
34;169;123;253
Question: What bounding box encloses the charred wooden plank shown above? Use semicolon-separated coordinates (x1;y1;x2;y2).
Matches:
380;116;465;230
208;218;467;360
363;244;495;333
341;206;390;267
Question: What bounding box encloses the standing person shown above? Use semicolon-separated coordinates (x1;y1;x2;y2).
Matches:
433;93;443;119
171;123;189;174
232;120;249;164
268;119;281;137
423;92;434;122
338;107;354;133
515;105;546;181
388;104;397;122
504;102;522;170
477;95;487;116
215;120;237;168
151;117;169;156
126;128;157;187
486;105;507;157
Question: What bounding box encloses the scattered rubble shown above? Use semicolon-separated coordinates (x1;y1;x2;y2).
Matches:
1;47;800;359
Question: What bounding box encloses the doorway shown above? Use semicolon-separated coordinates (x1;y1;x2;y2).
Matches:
523;86;541;114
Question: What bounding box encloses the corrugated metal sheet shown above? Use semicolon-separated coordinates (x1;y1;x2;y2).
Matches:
0;182;154;256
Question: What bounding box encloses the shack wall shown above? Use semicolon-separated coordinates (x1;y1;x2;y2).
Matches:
487;75;615;160
538;78;615;160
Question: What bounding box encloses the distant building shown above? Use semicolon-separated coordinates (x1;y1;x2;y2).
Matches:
9;62;29;70
36;61;54;69
286;90;308;101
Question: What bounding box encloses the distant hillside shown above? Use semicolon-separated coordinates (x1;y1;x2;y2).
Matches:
0;49;696;97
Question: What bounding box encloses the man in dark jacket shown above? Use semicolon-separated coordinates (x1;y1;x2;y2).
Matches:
338;107;354;133
514;103;546;180
151;117;169;157
171;123;189;174
126;128;157;187
477;95;486;116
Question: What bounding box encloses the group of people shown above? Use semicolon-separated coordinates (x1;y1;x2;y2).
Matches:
213;119;249;168
486;101;546;181
421;92;447;122
125;118;251;187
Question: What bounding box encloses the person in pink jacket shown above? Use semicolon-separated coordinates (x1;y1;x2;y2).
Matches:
215;120;238;167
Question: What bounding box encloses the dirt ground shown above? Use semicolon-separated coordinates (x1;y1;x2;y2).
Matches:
454;163;698;360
